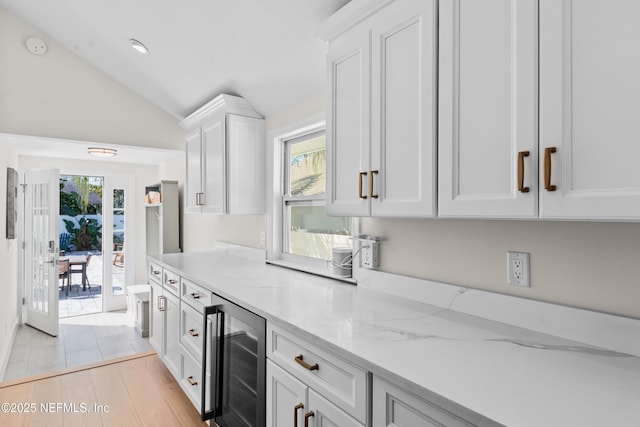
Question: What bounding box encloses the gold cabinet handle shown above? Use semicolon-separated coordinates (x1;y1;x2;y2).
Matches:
544;147;557;191
294;403;304;427
304;411;315;427
517;151;530;193
188;328;199;337
190;292;200;299
294;354;318;371
370;170;379;198
187;376;198;386
358;172;368;199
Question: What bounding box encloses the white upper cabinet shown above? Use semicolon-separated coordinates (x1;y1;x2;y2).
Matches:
180;94;265;215
320;0;437;217
325;27;370;217
539;0;640;220
439;0;538;218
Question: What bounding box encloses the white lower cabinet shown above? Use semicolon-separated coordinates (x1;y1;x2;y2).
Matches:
307;389;363;427
180;346;211;411
267;360;364;427
267;324;369;427
163;291;180;377
373;377;475;427
148;279;163;353
267;360;306;427
149;262;212;416
178;277;212;414
149;274;180;378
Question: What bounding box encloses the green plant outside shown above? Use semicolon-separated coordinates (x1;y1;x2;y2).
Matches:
60;177;102;216
63;217;102;251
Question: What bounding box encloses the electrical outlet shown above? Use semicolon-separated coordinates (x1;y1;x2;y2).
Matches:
259;231;266;247
360;239;379;269
507;251;530;287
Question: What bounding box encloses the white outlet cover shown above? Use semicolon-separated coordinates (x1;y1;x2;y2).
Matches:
507;251;530;287
26;37;47;55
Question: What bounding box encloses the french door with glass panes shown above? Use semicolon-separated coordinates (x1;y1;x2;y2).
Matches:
102;174;134;311
24;168;60;336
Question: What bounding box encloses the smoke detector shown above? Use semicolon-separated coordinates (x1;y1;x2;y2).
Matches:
26;36;47;55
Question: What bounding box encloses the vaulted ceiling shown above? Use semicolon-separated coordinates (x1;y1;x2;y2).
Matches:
0;0;350;120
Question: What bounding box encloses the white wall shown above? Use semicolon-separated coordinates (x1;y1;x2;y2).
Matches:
360;217;640;319
0;7;183;150
0;140;20;377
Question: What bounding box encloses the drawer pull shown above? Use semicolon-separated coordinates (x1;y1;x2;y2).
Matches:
187;376;198;386
151;270;160;275
294;403;304;427
517;151;530;193
188;328;199;337
167;279;177;285
304;411;314;427
294;354;318;371
190;292;200;299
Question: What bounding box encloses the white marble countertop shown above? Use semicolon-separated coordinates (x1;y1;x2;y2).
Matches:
151;249;640;427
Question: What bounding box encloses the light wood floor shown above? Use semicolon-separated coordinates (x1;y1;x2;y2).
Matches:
0;351;208;427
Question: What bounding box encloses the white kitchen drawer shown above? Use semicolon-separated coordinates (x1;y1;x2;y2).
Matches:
180;348;207;411
148;262;162;284
267;325;368;424
163;269;180;296
180;301;207;360
181;277;212;312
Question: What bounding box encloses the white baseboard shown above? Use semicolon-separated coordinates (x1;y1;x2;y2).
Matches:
0;318;19;381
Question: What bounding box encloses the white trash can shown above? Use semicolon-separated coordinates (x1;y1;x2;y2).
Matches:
127;284;150;337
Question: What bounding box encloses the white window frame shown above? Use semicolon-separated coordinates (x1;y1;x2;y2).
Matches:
267;113;356;281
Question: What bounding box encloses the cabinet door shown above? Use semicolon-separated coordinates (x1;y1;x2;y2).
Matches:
227;114;265;214
370;0;437;217
373;377;473;427
202;113;226;214
439;0;538;218
326;28;371;216
163;291;180;378
308;389;363;427
149;281;163;353
267;360;307;427
539;0;640;219
185;128;203;213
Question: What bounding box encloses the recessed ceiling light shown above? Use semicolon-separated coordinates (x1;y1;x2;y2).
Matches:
88;147;117;157
130;38;149;54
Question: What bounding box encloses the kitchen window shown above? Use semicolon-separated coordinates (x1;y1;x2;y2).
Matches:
268;117;354;277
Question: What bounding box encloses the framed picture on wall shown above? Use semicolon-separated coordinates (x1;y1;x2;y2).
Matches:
6;167;18;239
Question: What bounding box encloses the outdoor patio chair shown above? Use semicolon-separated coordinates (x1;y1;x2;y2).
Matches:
59;259;70;296
69;253;92;294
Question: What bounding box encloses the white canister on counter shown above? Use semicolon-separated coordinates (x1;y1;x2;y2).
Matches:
331;247;352;277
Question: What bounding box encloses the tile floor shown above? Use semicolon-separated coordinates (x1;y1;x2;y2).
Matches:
2;311;152;382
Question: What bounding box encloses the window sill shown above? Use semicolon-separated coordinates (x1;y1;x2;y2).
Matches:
266;259;357;285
